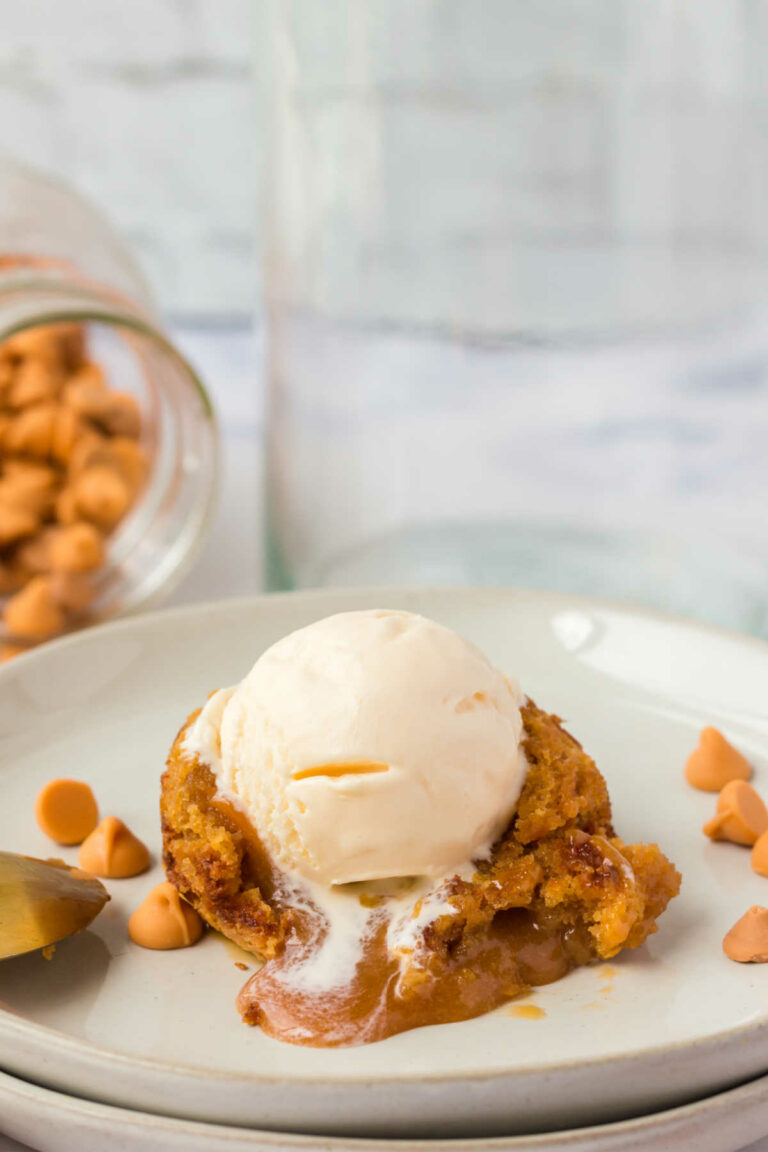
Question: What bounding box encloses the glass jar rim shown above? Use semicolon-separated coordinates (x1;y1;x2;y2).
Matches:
0;290;215;421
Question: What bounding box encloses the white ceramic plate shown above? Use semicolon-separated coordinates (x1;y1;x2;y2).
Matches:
2;1064;768;1152
0;588;767;1140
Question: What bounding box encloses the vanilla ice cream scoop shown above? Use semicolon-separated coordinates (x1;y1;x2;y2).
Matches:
188;610;527;886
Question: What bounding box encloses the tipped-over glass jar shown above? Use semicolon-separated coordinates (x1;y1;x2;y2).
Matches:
0;156;218;652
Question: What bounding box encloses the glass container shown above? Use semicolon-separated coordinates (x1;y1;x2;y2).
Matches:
260;0;768;637
0;155;219;632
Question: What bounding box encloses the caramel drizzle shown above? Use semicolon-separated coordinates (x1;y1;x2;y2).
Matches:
292;761;390;782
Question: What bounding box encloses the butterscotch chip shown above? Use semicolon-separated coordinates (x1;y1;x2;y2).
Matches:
67;432;111;477
62;378;108;423
723;906;768;963
0;360;13;405
53;324;87;372
751;832;768;877
50;406;85;464
35;778;99;845
0;485;51;523
0;323;146;646
68;436;147;494
49;522;104;573
128;882;204;950
0;559;26;595
3;576;65;639
78;816;150;878
103;438;148;492
1;331;33;362
96;392;141;439
0;501;39;546
703;781;768;846
54;485;79;525
73;466;130;530
4;403;57;459
0;465;58;518
8;359;62;409
15;527;59;576
3;326;64;366
3;459;59;490
66;361;105;393
0;481;29;516
47;570;95;614
2;323;84;371
685;727;752;792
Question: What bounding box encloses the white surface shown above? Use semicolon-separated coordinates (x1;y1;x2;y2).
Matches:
4;1065;768;1152
0;590;767;1139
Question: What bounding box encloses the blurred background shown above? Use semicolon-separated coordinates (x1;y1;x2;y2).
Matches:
0;0;766;640
0;0;252;318
0;0;258;615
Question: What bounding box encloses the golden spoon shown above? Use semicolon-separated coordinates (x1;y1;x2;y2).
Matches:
0;851;109;960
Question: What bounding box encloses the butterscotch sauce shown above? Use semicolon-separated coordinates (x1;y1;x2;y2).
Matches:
236;902;570;1047
508;1003;546;1019
214;793;584;1047
213;791;576;1047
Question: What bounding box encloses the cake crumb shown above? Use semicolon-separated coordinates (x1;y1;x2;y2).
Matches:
41;944;56;961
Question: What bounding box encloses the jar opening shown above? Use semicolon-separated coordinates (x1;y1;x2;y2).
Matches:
0;288;218;648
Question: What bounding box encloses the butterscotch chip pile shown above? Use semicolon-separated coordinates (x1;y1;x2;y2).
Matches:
0;323;147;649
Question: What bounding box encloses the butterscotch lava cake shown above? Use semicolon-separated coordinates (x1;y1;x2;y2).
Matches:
161;610;680;1047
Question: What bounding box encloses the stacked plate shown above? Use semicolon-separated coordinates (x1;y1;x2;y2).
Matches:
1;588;768;1152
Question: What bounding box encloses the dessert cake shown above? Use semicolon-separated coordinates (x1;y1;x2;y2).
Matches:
162;613;680;1049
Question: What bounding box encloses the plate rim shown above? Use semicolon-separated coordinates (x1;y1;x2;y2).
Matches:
3;984;768;1089
2;583;767;674
0;585;767;1093
1;1060;768;1151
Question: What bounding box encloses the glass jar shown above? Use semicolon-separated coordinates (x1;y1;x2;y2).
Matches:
0;155;218;638
260;1;768;638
